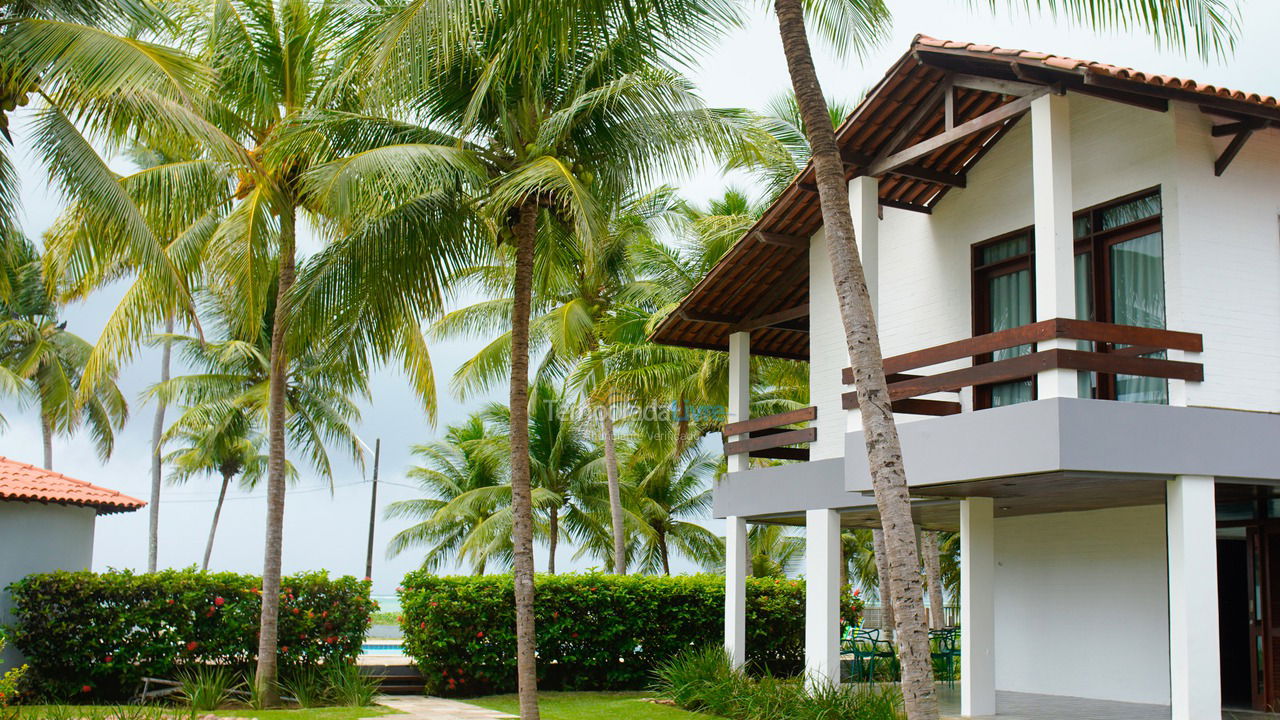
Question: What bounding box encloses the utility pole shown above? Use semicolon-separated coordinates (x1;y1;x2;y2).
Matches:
365;438;380;581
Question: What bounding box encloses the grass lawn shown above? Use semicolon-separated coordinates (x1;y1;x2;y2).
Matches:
469;691;720;719
11;706;401;719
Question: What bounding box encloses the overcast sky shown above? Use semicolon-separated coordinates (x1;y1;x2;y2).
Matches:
3;2;1277;595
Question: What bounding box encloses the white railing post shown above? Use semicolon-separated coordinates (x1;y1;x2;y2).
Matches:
725;515;748;669
1031;92;1077;399
727;331;751;472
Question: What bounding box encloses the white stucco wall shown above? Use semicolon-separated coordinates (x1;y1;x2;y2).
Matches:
0;502;96;671
993;504;1171;705
1168;103;1280;412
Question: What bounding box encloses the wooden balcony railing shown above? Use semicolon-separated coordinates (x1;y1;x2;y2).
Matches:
723;406;816;461
841;318;1204;415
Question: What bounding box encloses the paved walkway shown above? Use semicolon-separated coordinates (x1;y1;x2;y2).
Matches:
376;695;517;719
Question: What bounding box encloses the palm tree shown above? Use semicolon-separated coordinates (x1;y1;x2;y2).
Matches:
479;382;600;575
763;1;1238;714
43;137;230;574
386;414;513;575
294;4;742;712
618;441;721;576
0;236;126;468
163;401;272;571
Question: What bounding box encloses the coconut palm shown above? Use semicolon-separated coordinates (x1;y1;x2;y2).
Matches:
764;0;1238;713
163;401;274;572
43;137;231;573
616;442;721;576
434;188;681;575
293;4;743;712
0;0;209;326
386;414;513;575
0;236;126;468
478;381;601;574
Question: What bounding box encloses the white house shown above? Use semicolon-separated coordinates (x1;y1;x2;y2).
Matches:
651;36;1280;720
0;456;145;671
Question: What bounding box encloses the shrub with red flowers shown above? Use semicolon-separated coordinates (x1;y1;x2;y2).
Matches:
7;569;371;701
399;572;862;696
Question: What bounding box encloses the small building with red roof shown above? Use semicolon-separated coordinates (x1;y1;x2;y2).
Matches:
0;456;144;670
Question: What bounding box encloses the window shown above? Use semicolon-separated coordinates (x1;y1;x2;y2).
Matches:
971;188;1167;408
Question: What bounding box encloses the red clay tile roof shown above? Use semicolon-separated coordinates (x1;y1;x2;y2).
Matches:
0;456;146;515
915;36;1279;109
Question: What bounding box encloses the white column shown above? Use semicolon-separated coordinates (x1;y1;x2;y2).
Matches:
960;497;996;717
727;331;750;473
725;515;748;669
805;509;841;688
1031;92;1077;399
1167;475;1221;720
849;176;880;315
848;176;879;435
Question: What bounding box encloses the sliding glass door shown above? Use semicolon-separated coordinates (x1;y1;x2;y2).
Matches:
973;189;1167;408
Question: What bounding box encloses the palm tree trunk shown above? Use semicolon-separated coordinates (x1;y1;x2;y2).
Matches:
922;530;946;628
202;470;234;573
41;415;52;469
659;531;671;576
148;313;174;573
601;405;626;574
771;1;936;715
548;506;559;575
508;199;541;720
872;528;895;638
255;203;297;707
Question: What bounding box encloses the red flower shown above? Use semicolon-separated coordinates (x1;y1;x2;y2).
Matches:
429;602;438;607
186;641;199;652
476;631;484;638
81;685;92;694
852;588;860;597
397;615;404;623
166;599;175;605
325;636;338;644
214;597;225;607
292;608;300;615
571;632;579;638
281;646;289;653
104;655;113;663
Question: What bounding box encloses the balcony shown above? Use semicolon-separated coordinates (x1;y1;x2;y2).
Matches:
841;318;1204;415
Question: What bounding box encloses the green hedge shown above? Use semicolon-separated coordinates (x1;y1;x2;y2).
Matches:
399;572;862;696
6;569;372;701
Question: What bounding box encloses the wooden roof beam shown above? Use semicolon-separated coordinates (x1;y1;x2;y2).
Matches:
752;231;808;249
730;304;809;334
869;86;1051;177
1215;126;1255;177
951;73;1040;97
841;147;966;188
871;78;953;169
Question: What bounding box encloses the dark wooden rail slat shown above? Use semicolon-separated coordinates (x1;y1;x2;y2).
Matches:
842;392;963;416
1055;349;1205;382
724;427;816;456
841;318;1203;379
750;447;810;461
723;405;816;436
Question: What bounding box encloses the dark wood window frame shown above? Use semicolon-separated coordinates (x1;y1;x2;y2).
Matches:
970;186;1164;408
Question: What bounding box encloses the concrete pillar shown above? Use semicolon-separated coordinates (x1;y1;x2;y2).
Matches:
727;331;750;473
805;508;841;688
1167;475;1221;720
1031;92;1077;399
725;516;748;669
847;176;879;436
849;175;880;315
961;497;996;717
